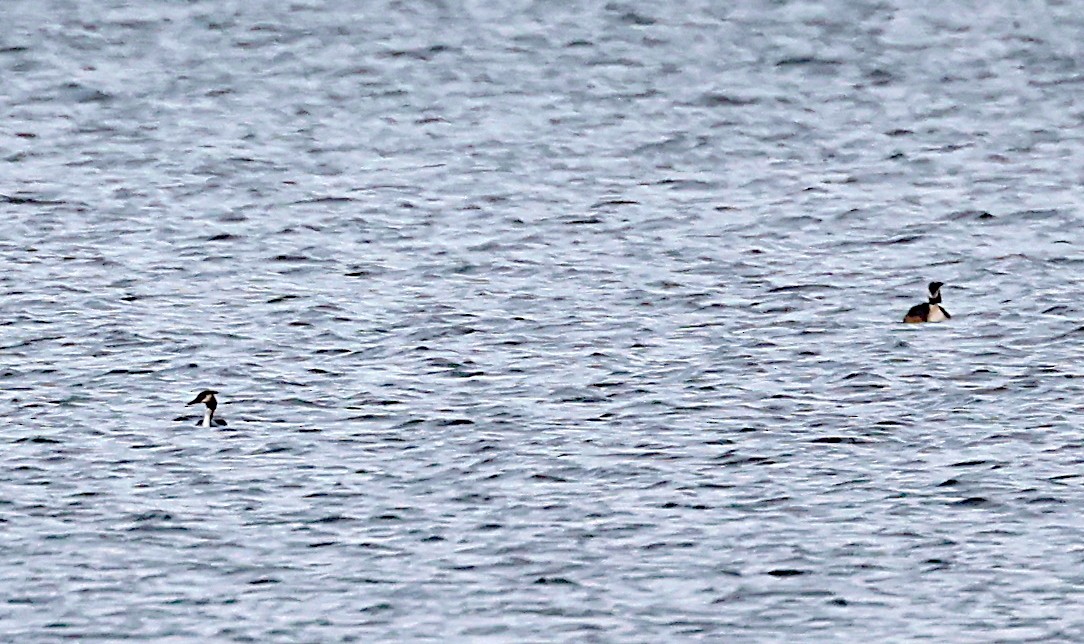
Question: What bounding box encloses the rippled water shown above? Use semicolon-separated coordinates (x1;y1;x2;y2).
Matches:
4;0;1084;640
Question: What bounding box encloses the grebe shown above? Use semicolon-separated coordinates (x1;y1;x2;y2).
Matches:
903;282;951;323
187;390;228;427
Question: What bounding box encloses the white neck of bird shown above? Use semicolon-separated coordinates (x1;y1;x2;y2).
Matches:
202;408;213;428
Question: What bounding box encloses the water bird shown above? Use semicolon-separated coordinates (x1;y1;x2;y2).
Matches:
903;281;951;323
187;390;228;427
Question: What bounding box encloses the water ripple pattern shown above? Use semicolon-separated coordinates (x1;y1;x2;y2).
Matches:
3;0;1084;640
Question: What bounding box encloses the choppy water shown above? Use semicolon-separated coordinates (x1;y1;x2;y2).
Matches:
4;0;1084;640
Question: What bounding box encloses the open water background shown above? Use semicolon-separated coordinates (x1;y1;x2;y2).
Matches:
4;0;1084;640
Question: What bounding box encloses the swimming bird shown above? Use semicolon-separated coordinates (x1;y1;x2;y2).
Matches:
903;281;951;323
187;390;228;427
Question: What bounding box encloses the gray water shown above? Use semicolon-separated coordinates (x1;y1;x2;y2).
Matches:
4;0;1084;641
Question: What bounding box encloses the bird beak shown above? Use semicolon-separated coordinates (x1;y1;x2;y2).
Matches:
187;395;201;406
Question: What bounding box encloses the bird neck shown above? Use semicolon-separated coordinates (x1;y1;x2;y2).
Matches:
202;408;214;428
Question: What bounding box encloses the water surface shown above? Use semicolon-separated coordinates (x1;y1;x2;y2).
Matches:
3;0;1084;640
